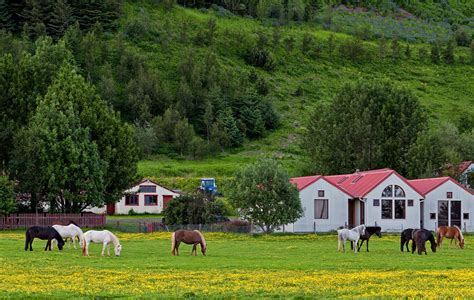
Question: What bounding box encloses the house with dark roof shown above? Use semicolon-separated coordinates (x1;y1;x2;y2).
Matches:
409;177;474;232
290;169;424;232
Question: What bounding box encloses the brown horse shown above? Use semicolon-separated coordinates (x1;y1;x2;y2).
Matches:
437;225;464;249
171;230;207;256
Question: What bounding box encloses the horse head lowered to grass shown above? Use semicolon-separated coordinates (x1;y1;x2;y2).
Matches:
25;226;64;251
437;225;464;249
171;230;207;256
411;229;436;255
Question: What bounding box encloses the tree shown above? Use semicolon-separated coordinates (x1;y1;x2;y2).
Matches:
220;109;244;147
229;158;302;233
431;42;440;64
0;175;15;215
302;80;426;175
163;193;226;225
390;36;401;61
443;40;455;64
174;118;195;156
49;0;74;39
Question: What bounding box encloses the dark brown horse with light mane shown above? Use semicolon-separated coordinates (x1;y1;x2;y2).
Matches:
437;225;464;249
171;230;207;256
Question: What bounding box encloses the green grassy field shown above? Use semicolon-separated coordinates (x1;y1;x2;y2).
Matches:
0;231;473;298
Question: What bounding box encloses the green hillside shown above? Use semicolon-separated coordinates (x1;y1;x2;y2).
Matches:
124;3;473;186
1;0;473;194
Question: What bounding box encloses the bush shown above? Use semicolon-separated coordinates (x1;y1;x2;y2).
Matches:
245;47;276;71
163;193;227;225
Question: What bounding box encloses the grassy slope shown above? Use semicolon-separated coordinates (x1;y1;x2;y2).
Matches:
0;232;473;297
121;3;474;188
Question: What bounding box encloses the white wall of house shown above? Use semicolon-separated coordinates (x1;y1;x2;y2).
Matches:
364;174;422;232
422;180;474;232
114;181;179;215
290;179;351;232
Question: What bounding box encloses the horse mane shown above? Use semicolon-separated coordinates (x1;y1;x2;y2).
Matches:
194;230;206;249
69;220;79;226
105;230;120;246
454;225;464;241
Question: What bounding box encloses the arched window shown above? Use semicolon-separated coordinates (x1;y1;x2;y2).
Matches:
382;185;392;197
394;185;405;197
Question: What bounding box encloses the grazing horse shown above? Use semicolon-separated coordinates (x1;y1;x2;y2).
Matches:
25;226;64;251
82;230;122;257
411;229;437;255
356;226;382;252
171;230;207;256
436;225;464;249
400;228;414;252
337;224;366;253
52;221;84;249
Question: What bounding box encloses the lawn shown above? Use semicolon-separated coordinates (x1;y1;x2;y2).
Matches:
0;232;473;298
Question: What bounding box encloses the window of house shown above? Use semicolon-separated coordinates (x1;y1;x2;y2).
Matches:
125;195;139;206
314;199;328;219
373;199;380;206
430;213;436;220
318;190;325;198
382;186;393;197
395;200;406;219
446;192;453;199
464;213;469;220
144;195;158;205
139;185;156;193
382;200;392;219
407;199;414;207
394;185;406;197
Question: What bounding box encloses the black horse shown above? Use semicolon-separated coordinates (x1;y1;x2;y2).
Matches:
400;228;414;252
25;226;64;251
357;226;382;252
411;229;437;255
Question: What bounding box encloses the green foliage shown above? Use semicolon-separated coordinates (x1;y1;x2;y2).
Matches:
0;175;15;215
229;158;302;233
303;80;427;176
162;193;226;224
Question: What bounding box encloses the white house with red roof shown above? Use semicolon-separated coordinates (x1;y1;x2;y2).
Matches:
409;177;474;232
290;169;424;232
86;179;180;215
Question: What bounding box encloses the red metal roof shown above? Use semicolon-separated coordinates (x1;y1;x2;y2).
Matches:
409;176;473;197
324;169;396;198
459;161;473;173
290;175;322;191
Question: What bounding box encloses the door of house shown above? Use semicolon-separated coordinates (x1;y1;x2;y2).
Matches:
348;199;355;228
106;203;115;215
163;195;173;210
438;200;462;227
359;201;365;225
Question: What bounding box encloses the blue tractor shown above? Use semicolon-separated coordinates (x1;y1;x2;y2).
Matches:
199;178;218;196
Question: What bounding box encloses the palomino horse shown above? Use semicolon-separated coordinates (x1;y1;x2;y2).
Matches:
400;228;414;252
411;229;437;255
171;230;207;256
436;225;464;249
25;226;64;251
82;230;122;257
52;221;84;249
337;224;366;253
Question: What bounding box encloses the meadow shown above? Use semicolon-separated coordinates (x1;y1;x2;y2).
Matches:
0;231;473;298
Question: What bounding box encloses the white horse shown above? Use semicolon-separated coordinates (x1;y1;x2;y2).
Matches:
337;224;366;253
52;223;84;249
83;230;122;257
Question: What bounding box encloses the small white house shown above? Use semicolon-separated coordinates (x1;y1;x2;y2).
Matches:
409;177;474;232
87;179;180;215
290;169;424;232
289;175;352;232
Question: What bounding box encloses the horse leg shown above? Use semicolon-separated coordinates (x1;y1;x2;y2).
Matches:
176;242;180;256
107;244;111;256
72;237;76;249
101;242;107;256
337;236;341;252
25;235;29;251
192;244;196;256
449;238;452;249
366;239;369;252
30;237;34;251
411;241;416;254
342;239;345;253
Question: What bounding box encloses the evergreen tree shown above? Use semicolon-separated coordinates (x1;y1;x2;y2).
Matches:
431;42;440;64
404;44;411;59
391;36;401;61
174;118;195;156
0;0;14;32
443;40;455;64
220;109;244;147
0;175;15;215
49;0;74;39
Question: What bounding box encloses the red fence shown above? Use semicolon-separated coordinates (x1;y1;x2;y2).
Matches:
0;213;106;229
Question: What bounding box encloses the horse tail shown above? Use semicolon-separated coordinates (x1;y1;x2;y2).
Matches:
194;230;206;249
171;232;176;255
436;227;441;247
82;235;87;256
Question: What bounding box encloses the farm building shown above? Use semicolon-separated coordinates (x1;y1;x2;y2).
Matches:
86;179;180;215
409;177;474;232
289;168;448;233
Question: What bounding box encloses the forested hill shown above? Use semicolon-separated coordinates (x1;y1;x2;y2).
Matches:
1;0;473;184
